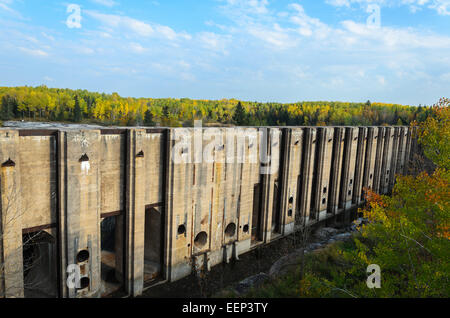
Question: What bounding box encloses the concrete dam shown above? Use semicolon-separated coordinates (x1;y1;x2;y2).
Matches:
0;125;418;298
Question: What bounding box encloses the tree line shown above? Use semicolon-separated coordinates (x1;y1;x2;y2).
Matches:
0;85;433;127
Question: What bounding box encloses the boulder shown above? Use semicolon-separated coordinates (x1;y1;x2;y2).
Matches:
269;249;306;278
313;227;339;240
234;273;270;294
333;232;352;241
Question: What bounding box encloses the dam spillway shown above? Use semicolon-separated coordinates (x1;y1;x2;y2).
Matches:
0;125;418;298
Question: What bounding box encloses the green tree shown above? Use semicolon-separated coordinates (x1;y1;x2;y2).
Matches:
233;101;247;125
144;109;154;126
73;95;82;123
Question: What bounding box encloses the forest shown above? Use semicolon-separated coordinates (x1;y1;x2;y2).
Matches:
0;86;433;127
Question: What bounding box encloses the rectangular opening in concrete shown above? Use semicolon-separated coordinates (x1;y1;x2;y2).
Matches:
296;174;303;220
251;183;263;243
22;230;58;298
100;215;123;296
271;181;281;234
144;207;163;284
309;170;317;220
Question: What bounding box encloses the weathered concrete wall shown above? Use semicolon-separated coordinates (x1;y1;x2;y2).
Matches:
328;127;345;215
312;127;334;221
0;126;415;298
353;127;368;205
380;127;395;194
339;127;359;210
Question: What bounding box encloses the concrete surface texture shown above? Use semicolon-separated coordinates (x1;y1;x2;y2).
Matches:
0;125;417;298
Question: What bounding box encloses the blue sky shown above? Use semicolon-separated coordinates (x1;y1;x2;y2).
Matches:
1;0;450;105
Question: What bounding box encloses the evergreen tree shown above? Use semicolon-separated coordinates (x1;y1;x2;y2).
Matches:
135;111;143;126
144;110;154;126
233;101;247;125
0;95;16;120
73;95;82;122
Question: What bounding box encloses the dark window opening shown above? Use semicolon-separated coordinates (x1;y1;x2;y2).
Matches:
77;250;89;263
177;224;186;235
194;232;208;248
271;183;281;234
252;183;262;243
22;231;58;298
225;223;236;238
79;277;90;289
101;215;123;296
144;207;164;284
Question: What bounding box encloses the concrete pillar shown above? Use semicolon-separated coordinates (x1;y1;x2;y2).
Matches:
408;126;419;170
403;127;413;175
235;127;259;253
380;127;394;194
388;127;401;192
353;127;368;205
278;128;303;234
0;130;24;298
123;129;146;296
361;127;379;197
313;127;334;221
396;127;408;176
166;128;194;282
63;130;101;298
258;127;281;242
373;127;386;193
298;127;317;225
339;127;359;211
328;127;345;216
55;131;67;298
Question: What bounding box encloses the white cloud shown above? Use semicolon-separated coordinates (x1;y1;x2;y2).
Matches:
197;32;231;53
91;0;118;7
326;0;450;16
224;0;270;15
0;0;24;19
86;11;190;40
86;11;154;36
18;47;48;57
129;42;147;53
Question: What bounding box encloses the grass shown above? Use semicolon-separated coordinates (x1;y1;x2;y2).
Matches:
224;238;363;298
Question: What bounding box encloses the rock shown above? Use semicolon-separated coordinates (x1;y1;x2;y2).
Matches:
333;232;352;241
313;227;338;240
307;242;322;250
269;249;306;278
234;273;270;294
